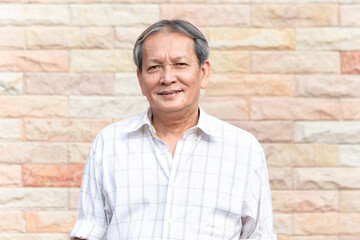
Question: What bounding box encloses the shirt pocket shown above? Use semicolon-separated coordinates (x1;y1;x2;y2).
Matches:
198;182;244;239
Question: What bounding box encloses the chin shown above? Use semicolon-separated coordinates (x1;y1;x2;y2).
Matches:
160;106;184;113
154;103;187;113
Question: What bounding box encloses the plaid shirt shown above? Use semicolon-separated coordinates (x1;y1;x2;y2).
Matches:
70;107;276;240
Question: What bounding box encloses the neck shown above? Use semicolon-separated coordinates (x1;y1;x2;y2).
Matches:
151;106;199;139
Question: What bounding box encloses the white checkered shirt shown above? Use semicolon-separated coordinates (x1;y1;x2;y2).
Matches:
70;107;277;240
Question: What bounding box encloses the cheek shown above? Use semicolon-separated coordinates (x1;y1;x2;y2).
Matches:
142;76;157;89
147;74;158;85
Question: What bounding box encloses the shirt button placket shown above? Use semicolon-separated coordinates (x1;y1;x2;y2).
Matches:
161;148;173;238
162;140;182;239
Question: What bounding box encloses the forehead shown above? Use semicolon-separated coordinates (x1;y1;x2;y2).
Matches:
142;31;196;59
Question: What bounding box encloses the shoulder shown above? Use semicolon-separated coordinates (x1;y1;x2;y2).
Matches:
206;113;263;153
204;113;266;172
89;110;149;154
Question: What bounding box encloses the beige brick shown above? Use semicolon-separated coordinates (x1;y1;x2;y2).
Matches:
29;0;98;2
69;96;149;119
295;121;360;144
252;4;338;27
231;121;294;143
25;211;76;233
70;50;134;72
296;74;360;98
342;99;360;120
295;213;360;235
339;145;360;167
0;188;67;210
68;143;91;164
208;28;294;50
115;27;144;49
104;0;205;2
77;27;114;48
273;213;292;235
268;167;292;190
263;144;338;167
71;4;159;26
0;165;22;187
0;96;67;118
294;213;338;235
279;237;338;240
0;27;24;49
300;237;338;240
0;211;23;232
251;97;341;120
27;27;114;49
0;0;25;2
25;119;111;142
206;0;247;2
24;73;113;96
272;236;290;240
339;191;360;212
250;0;357;2
161;4;249;27
272;190;338;213
0;143;67;164
294;168;360;190
206;74;294;97
114;73;142;96
0;4;70;25
0;51;68;72
200;97;248;120
23;164;83;187
0;233;68;240
210;50;250;73
341;5;360;26
68;188;80;210
297;28;360;51
251;51;339;74
166;0;208;2
0;119;22;141
339;237;360;240
0;72;23;95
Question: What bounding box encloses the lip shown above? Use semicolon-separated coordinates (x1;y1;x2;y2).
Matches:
158;89;183;95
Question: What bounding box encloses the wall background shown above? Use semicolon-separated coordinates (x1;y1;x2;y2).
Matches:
0;0;360;239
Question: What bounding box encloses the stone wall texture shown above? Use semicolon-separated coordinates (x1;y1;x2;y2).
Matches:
0;1;359;239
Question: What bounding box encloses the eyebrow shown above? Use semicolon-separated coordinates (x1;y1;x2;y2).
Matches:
172;56;187;61
146;56;188;64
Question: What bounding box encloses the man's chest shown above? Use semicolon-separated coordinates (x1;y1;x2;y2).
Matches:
100;136;250;239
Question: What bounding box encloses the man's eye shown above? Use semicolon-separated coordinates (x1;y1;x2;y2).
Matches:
148;65;160;71
175;63;187;67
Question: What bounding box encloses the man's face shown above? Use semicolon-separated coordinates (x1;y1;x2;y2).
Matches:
137;31;210;115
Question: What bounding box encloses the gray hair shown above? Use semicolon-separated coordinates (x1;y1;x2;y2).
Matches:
133;19;209;73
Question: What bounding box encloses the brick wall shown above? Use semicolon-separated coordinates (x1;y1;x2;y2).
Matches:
0;0;359;239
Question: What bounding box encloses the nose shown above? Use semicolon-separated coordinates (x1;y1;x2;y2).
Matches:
160;65;176;85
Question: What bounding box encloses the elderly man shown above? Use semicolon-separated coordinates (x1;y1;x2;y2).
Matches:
70;19;276;240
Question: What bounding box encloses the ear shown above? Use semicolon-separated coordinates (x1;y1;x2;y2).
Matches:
200;60;210;89
137;69;146;96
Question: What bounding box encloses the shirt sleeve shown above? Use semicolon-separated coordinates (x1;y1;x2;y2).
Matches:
240;139;277;240
70;138;109;240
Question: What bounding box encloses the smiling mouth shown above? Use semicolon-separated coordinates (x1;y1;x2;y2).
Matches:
158;90;183;95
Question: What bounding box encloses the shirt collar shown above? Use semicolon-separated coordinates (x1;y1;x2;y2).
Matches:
196;106;222;138
122;106;222;138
